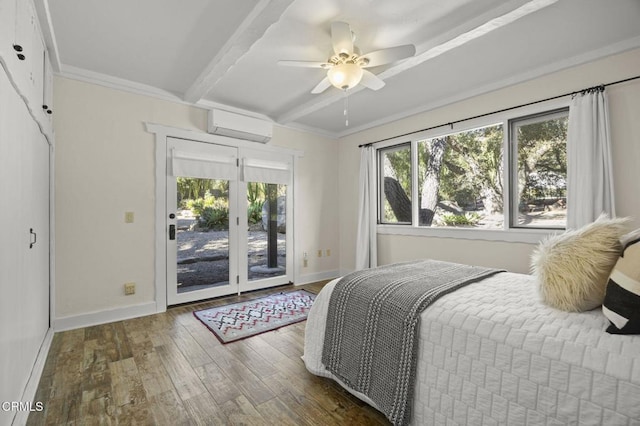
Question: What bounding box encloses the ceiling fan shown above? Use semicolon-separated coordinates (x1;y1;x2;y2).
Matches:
278;22;416;94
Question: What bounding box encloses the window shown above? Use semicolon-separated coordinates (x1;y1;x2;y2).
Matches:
377;107;568;234
379;144;411;224
416;124;504;229
510;109;568;229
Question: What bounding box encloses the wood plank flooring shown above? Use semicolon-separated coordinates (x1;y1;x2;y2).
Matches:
28;282;390;425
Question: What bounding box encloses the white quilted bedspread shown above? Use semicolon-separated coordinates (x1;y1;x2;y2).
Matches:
304;272;640;425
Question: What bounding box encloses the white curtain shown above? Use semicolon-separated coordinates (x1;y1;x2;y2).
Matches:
355;146;377;270
566;87;616;229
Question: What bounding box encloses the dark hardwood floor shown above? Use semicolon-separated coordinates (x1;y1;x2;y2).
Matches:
27;282;390;425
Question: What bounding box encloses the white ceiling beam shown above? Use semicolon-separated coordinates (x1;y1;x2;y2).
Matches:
183;0;295;103
276;0;559;126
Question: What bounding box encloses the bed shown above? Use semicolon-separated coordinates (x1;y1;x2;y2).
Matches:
304;267;640;425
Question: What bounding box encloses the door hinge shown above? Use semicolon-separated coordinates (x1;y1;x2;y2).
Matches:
236;275;239;284
236;158;239;167
237;217;239;225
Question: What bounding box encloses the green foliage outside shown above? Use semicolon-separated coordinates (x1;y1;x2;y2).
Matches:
246;182;265;225
516;117;567;203
383;115;567;227
178;179;287;231
385;146;412;196
440;212;482;226
199;200;230;230
177;177;227;206
248;201;263;224
431;124;503;212
185;191;229;230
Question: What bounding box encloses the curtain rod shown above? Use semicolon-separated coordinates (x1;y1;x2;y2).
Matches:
358;74;640;148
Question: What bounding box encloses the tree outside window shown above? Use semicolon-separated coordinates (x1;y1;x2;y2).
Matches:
378;108;568;230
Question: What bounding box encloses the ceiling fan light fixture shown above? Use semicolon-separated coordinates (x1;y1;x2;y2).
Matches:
327;63;363;90
277;22;415;95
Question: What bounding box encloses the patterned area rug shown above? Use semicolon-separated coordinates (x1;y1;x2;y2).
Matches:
193;289;316;343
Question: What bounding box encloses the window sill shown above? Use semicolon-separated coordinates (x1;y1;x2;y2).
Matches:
377;224;562;244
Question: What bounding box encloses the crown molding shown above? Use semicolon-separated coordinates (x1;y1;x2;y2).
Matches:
58;65;191;104
195;99;274;121
276;121;339;140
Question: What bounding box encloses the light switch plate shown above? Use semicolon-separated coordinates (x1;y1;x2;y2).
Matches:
125;211;134;223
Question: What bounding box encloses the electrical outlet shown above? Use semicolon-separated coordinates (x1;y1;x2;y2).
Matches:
124;211;134;223
303;252;308;267
124;282;136;295
317;249;322;257
326;249;331;257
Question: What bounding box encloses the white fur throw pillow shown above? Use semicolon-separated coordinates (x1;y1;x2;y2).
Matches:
531;215;628;312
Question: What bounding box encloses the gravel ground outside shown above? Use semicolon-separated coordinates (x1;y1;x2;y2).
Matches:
176;225;286;291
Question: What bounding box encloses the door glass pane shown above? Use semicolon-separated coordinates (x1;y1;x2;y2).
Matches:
176;177;229;292
247;182;286;281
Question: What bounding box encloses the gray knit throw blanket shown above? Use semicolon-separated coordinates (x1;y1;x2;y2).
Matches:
322;260;503;425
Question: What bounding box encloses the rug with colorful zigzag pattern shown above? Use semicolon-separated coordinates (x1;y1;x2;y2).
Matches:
193;289;316;343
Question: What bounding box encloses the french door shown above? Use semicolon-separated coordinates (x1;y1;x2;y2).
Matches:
166;137;293;305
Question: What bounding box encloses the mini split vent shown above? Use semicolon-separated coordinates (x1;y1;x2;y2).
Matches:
207;109;273;143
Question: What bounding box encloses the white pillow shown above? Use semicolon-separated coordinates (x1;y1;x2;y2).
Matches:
531;215;628;312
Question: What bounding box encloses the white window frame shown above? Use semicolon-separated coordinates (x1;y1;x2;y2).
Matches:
378;143;412;225
508;107;569;230
374;98;569;244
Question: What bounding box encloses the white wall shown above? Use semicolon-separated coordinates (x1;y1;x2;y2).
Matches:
338;48;640;275
274;127;341;281
51;46;640;323
53;77;339;323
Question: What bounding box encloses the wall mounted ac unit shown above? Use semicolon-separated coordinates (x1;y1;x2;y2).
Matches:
208;109;273;143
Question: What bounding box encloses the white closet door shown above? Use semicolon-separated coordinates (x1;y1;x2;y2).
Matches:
22;119;50;372
0;67;49;426
0;67;26;426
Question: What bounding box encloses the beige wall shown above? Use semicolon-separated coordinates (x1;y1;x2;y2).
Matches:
274;126;340;278
53;47;640;321
53;77;339;321
338;48;640;274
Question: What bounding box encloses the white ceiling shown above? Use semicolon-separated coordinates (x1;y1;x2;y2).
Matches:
44;0;640;138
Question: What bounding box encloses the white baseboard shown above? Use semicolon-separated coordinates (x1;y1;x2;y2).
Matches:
295;270;340;285
54;302;157;332
12;328;54;426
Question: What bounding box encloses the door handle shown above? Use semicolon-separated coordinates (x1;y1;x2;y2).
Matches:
169;224;176;240
29;228;37;248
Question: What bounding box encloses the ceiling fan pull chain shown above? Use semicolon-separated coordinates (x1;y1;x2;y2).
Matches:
344;89;349;126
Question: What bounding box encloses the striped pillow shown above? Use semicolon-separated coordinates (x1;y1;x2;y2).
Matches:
602;236;640;334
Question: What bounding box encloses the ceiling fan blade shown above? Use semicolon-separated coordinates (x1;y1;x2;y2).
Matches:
331;21;353;55
360;69;385;91
311;77;332;94
360;44;416;68
277;60;331;69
